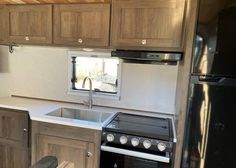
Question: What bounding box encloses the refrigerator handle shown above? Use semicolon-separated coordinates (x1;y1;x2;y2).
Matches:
198;76;225;83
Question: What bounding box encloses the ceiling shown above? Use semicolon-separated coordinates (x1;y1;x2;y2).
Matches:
0;0;110;4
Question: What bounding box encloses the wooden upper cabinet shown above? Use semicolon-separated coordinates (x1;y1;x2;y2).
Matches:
6;5;52;44
111;0;186;51
0;0;111;4
0;5;8;43
53;4;110;47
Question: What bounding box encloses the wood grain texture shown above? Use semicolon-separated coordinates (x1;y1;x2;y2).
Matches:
58;161;75;168
0;0;111;4
0;5;8;43
174;0;199;167
0;108;30;168
111;0;186;51
0;144;29;168
37;135;95;168
53;4;110;47
31;121;101;168
199;0;235;24
0;108;29;147
7;5;53;44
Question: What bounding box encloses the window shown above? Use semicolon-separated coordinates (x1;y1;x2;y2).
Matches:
68;51;121;98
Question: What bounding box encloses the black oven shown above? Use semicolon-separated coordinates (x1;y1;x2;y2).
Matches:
100;113;175;168
100;143;171;168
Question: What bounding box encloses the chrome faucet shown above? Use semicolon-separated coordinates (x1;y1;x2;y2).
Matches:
82;77;93;109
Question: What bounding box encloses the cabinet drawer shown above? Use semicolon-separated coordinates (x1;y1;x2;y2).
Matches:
38;122;100;143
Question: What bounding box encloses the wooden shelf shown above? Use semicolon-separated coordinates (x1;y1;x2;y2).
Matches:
0;0;111;5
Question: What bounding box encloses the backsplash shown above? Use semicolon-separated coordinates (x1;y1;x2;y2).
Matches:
0;46;178;114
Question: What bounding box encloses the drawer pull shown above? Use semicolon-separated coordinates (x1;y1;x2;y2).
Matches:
87;152;93;158
25;36;30;41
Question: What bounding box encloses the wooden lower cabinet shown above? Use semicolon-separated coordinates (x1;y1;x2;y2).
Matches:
0;109;29;143
0;108;30;168
32;121;101;168
37;135;95;168
0;144;29;168
0;143;7;168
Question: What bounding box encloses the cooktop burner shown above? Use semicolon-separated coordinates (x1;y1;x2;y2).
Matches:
105;113;173;141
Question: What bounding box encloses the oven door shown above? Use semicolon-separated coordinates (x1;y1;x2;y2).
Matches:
100;143;171;168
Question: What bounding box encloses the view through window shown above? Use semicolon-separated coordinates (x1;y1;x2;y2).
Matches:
71;56;120;94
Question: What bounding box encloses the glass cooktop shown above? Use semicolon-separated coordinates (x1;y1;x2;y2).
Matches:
105;113;172;141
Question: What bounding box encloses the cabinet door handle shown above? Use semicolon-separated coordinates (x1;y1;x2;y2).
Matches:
25;36;30;41
87;152;93;158
78;38;83;44
141;39;147;45
23;128;28;132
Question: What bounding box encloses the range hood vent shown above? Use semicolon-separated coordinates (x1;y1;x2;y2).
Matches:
111;50;182;65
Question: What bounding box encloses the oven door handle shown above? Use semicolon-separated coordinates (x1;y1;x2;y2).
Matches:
101;144;170;163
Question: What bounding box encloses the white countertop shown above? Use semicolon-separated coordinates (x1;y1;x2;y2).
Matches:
0;96;119;130
0;96;176;140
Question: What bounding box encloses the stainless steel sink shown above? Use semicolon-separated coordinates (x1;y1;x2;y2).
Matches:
46;107;113;123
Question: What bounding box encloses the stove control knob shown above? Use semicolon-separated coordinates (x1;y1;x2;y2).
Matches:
157;143;166;151
107;134;115;142
143;140;152;149
120;136;128;144
131;138;139;147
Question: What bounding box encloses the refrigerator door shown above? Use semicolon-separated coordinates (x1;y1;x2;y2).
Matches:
192;0;236;77
181;76;236;168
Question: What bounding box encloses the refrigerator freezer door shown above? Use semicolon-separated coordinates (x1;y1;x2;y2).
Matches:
192;1;236;77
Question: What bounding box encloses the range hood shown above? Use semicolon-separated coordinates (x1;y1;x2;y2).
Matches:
111;50;182;64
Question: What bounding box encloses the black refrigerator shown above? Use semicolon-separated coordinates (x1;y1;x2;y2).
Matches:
181;0;236;168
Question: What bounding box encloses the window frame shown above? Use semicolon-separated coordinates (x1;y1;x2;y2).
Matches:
67;50;122;100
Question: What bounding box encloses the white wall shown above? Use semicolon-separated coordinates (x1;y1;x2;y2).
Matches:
0;46;178;114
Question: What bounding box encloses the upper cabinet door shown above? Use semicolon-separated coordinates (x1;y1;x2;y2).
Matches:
53;4;110;47
6;5;52;44
0;5;8;43
111;0;186;51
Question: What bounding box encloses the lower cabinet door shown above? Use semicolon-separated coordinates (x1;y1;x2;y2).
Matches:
37;135;95;168
0;143;7;168
0;143;29;168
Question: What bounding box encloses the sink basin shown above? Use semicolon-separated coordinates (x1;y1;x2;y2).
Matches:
46;107;113;123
